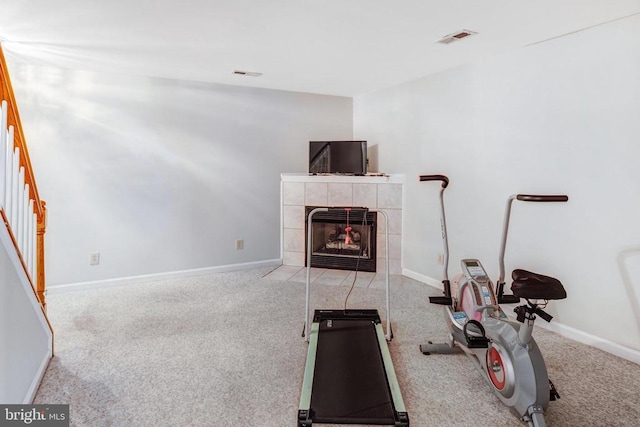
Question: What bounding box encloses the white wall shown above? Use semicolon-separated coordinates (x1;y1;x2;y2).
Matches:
8;65;353;286
354;15;640;354
0;221;51;403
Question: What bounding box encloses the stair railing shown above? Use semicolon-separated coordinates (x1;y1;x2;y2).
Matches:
0;45;48;311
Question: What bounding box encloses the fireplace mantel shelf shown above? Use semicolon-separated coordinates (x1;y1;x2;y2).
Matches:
281;173;406;184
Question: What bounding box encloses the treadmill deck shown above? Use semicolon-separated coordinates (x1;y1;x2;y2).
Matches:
298;309;409;427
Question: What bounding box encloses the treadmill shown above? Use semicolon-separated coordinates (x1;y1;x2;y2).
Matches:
298;207;409;427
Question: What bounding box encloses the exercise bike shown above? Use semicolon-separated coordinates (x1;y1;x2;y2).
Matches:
419;175;568;427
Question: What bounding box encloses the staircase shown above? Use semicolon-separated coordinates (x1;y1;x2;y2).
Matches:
0;45;53;404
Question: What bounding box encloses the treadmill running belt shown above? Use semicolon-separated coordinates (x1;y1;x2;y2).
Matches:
310;318;395;424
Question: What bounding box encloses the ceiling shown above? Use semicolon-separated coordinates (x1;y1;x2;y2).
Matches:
1;0;639;97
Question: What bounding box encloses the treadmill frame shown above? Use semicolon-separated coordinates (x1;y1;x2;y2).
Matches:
298;207;409;427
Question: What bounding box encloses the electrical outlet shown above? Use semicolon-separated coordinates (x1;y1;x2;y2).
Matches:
235;239;244;250
90;252;100;265
437;253;444;265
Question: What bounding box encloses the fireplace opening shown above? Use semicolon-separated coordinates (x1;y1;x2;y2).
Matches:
305;207;377;272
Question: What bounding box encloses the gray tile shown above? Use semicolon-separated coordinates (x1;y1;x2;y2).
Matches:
264;266;303;281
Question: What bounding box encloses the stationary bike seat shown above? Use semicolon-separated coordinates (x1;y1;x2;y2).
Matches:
511;269;567;300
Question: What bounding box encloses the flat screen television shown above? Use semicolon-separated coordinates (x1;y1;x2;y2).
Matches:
309;140;367;175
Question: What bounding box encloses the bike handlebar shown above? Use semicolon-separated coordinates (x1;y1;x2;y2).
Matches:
516;194;569;203
419;174;449;188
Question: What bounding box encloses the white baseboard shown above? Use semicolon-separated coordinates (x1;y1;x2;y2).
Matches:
25;348;52;404
47;259;282;295
402;268;640;365
402;268;443;290
533;317;640;364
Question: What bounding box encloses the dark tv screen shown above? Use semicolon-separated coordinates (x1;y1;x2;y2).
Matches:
309;141;367;175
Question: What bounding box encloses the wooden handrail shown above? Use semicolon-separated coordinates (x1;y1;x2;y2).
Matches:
0;45;48;309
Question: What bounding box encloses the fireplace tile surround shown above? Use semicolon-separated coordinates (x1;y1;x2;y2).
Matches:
281;173;405;274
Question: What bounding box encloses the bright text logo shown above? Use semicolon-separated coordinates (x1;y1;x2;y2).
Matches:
0;405;68;427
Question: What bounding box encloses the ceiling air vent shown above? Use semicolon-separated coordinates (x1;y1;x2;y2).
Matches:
436;29;478;44
232;70;263;77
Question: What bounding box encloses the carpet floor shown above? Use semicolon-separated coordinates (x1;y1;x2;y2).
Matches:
34;267;640;426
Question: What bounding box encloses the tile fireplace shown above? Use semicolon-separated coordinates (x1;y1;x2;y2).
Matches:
281;173;405;274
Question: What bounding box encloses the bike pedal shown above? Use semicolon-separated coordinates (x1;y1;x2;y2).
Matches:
463;320;489;348
467;336;489;349
429;296;453;305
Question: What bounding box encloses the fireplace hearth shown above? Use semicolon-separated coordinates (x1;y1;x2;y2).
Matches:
305;207;377;272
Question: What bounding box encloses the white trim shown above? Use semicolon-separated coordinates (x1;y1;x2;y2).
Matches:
47;259;282;295
281;172;406;184
24;347;52;404
524;315;640;365
402;267;442;290
402;268;640;365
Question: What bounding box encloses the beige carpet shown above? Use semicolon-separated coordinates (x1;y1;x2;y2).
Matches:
34;267;640;426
